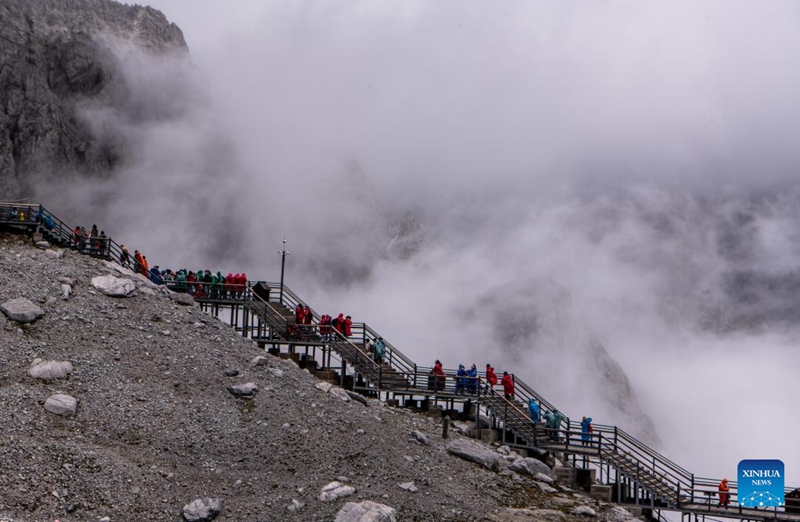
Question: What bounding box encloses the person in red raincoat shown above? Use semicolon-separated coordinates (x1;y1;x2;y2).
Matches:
501;371;515;400
718;478;730;507
303;305;312;325
432;359;445;391
485;364;498;392
295;304;305;324
343;315;353;337
238;273;247;298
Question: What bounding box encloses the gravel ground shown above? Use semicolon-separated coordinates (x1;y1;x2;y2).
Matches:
0;233;642;522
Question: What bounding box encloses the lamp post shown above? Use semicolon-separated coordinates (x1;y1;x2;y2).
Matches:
278;237;289;304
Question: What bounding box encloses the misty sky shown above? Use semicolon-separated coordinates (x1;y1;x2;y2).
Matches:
111;0;800;486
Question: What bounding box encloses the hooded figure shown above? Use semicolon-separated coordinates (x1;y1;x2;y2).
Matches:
544;409;563;441
456;364;468;394
580;416;593;446
467;364;478;394
718;479;730;507
528;398;540;424
485;364;498;388
501;371;515;400
373;337;386;363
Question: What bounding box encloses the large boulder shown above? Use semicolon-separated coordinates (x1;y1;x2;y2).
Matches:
0;298;45;323
334;500;397;522
181;498;221;521
44;394;78;416
29;360;74;381
509;457;554;478
446;438;500;471
91;275;136;297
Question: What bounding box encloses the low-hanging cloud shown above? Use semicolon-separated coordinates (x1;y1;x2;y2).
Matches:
45;0;800;485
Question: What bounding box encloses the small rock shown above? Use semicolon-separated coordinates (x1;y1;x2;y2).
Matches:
28;360;73;381
57;276;76;286
535;472;554;484
319;481;356;502
509;457;553;478
536;481;559;493
286;499;304;512
181;497;222;521
315;382;333;393
355;429;365;435
572;506;596;517
446;439;500;471
35;240;50;249
334;500;396;522
227;382;258;399
328;386;351;402
0;298;45;323
411;430;430;445
46;249;64;259
346;390;369;405
61;284;72;300
91;275;136;297
398;481;418;492
250;356;269;367
44;394;78;417
170;292;195;306
270;368;283;378
224;369;239;377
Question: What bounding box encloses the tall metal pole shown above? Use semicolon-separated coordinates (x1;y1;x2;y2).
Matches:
279;237;289;304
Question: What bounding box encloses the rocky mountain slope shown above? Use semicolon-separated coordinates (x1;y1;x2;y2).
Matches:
0;232;646;522
0;0;188;198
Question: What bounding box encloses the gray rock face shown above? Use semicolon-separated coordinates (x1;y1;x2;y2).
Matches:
0;0;188;197
92;275;135;297
319;481;356;502
334;500;397;522
509;457;553;478
446;439;500;471
227;382;258;399
29;360;74;381
181;498;221;521
0;298;45;323
44;394;78;416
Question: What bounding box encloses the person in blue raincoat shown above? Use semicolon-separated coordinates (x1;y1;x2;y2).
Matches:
467;364;478;394
528;398;540;424
373;337;386;364
580;416;593;446
456;364;467;394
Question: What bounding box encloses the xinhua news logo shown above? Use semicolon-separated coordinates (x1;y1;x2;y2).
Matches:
737;460;785;508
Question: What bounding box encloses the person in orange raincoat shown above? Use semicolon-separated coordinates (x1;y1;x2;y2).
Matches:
718;478;730;507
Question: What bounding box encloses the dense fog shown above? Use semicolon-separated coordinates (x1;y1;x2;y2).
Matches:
50;0;800;485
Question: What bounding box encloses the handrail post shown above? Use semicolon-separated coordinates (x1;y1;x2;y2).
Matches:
413;364;417;388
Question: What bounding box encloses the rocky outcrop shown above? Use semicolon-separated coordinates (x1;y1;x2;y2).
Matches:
0;0;188;197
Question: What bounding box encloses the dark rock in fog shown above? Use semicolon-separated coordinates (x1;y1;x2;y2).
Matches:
0;0;188;197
